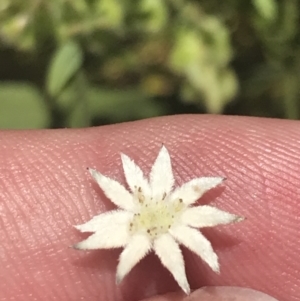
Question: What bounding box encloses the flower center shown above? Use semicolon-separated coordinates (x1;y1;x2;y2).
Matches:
129;187;185;240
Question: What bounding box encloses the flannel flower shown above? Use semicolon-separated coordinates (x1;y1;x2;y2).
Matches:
74;146;243;294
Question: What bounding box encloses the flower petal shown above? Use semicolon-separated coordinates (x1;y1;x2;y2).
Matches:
88;168;137;212
116;234;151;283
181;205;244;228
171;177;224;205
73;211;132;249
154;233;190;294
121;153;151;197
150;146;174;199
170;225;219;273
75;210;133;233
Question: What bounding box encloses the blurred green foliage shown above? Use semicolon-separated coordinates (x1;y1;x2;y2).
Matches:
0;0;299;128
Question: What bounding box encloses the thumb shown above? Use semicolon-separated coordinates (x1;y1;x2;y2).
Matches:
141;287;279;301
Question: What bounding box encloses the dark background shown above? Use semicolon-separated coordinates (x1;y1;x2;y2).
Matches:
0;0;299;129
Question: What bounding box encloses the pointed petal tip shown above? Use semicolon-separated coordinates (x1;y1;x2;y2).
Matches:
212;263;220;274
212;176;227;186
88;167;96;175
208;253;220;274
120;152;127;160
120;153;131;168
73;224;90;232
87;167;96;174
235;215;246;223
180;282;191;295
208;176;226;188
72;241;94;250
215;176;226;184
87;168;97;179
159;144;170;156
182;284;191;295
73;224;81;231
159;144;168;153
71;243;81;250
115;275;122;285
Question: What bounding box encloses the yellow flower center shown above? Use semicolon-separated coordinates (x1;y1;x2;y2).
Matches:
129;187;185;239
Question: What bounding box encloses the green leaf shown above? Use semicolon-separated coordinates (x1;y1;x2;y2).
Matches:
87;87;164;122
253;0;277;22
139;0;168;32
56;85;164;126
95;0;124;28
46;40;83;97
67;72;91;128
169;28;205;73
0;82;50;129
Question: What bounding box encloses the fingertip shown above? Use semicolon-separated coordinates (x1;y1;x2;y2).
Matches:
188;287;280;301
140;287;279;301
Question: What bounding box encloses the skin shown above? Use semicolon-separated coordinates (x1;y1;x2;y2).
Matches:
0;115;299;301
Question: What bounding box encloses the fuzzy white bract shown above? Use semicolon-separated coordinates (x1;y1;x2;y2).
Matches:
74;146;243;294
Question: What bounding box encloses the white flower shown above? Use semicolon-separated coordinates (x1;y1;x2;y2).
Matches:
74;146;244;294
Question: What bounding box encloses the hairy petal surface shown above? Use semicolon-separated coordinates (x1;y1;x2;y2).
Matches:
121;153;151;197
73;216;131;249
116;234;151;283
150;146;174;199
154;233;190;294
181;205;243;228
75;210;133;233
170;225;219;273
88;168;137;212
171;177;224;205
